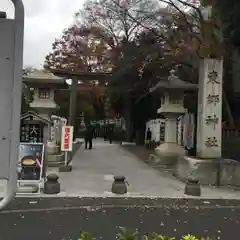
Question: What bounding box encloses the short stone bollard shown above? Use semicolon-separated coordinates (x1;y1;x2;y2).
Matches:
184;178;201;196
111;176;127;194
44;173;60;194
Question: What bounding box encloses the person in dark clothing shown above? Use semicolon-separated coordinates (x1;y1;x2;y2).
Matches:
103;125;107;141
92;127;97;139
108;125;114;144
145;128;152;149
84;123;93;150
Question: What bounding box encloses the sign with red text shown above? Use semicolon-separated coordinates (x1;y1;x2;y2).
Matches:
61;126;74;151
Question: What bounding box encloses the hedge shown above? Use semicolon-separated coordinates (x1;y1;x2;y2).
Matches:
79;227;213;240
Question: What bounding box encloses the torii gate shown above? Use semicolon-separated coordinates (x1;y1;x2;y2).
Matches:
50;69;112;133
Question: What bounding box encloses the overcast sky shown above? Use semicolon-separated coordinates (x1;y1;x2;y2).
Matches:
1;0;84;68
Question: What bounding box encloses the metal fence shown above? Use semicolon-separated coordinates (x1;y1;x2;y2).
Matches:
222;128;240;160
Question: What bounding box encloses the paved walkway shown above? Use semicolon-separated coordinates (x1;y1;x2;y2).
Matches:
55;139;240;198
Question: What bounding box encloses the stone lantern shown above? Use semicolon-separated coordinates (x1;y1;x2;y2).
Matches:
23;70;68;164
23;70;66;120
149;69;197;165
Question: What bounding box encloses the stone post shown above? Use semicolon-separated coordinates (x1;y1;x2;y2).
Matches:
196;58;223;159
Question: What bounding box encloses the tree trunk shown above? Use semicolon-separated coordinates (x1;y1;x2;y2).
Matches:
68;78;78;141
123;94;133;142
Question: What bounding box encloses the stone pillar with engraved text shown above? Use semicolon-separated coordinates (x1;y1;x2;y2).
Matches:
196;3;223;159
197;59;222;158
175;3;226;185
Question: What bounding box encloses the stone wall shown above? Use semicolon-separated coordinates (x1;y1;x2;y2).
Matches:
175;156;240;186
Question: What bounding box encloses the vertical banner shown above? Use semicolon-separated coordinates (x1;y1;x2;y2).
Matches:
61;126;74;151
155;119;160;142
160;120;165;142
177;116;183;146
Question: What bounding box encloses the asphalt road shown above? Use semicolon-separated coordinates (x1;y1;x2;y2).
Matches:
0;197;240;240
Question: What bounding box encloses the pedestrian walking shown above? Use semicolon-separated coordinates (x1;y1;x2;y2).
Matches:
108;125;114;144
84;123;94;150
103;125;108;141
145;128;152;149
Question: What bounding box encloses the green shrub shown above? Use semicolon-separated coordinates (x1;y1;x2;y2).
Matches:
78;228;213;240
117;227;139;240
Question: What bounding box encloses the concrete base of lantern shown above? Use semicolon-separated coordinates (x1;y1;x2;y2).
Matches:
184;178;201;196
47;153;64;167
17;184;39;194
47;142;60;155
154;142;185;165
174;156;240;186
59;165;72;172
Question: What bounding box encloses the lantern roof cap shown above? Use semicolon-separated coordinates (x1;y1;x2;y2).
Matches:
149;69;198;93
23;70;65;83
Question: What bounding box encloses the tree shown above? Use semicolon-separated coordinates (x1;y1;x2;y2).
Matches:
88;91;106;120
45;0;236;141
21;67;36;113
74;0;160;141
107;0;233;135
44;23;112;129
44;24;111;72
54;89;103;121
216;0;240;49
77;0;159;45
46;0;202;141
132;0;236;127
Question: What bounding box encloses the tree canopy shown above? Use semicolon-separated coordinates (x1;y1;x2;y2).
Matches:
44;0;238;138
